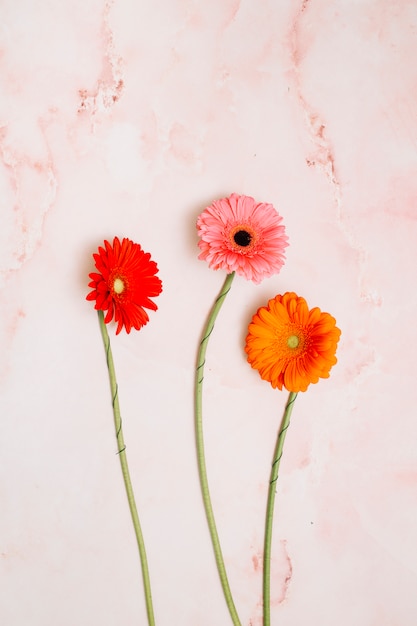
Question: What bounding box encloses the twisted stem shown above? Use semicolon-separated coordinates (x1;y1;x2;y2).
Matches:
263;391;298;626
98;310;156;626
195;272;242;626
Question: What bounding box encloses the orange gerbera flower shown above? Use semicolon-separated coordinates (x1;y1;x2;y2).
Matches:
86;237;162;334
245;292;341;392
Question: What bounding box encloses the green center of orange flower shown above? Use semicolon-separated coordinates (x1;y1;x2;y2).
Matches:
113;277;125;294
274;325;307;360
287;335;300;349
233;230;252;247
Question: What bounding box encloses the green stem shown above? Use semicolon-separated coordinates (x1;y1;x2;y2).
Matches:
263;391;298;626
195;272;242;626
98;310;156;626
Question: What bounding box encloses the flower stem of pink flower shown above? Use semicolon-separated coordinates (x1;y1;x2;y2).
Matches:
98;310;156;626
263;391;298;626
195;272;242;626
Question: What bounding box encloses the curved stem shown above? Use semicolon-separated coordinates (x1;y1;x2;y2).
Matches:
98;310;156;626
195;272;242;626
263;391;298;626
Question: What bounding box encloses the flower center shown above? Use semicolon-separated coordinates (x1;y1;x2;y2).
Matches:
113;277;125;294
233;230;252;247
287;335;300;349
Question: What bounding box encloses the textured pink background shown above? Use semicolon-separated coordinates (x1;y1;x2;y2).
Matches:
1;1;417;625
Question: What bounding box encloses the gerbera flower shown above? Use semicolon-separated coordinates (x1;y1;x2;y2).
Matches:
245;292;341;392
86;238;159;625
196;193;288;284
86;237;162;334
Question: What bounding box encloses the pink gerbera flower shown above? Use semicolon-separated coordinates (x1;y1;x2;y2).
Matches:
196;193;288;284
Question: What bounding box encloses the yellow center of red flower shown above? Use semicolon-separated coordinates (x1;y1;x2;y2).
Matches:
287;335;299;349
113;277;125;294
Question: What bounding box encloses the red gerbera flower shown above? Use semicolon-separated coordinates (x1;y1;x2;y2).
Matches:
86;237;162;334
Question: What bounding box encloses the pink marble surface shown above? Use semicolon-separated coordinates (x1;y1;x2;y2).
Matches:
1;1;417;624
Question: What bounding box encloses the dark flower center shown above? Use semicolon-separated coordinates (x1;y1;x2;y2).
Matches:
233;230;252;247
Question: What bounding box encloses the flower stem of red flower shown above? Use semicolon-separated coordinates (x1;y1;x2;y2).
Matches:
195;272;243;626
263;391;298;626
97;310;156;626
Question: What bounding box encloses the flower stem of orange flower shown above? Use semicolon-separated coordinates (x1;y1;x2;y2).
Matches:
195;271;242;626
97;310;156;626
263;391;297;626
